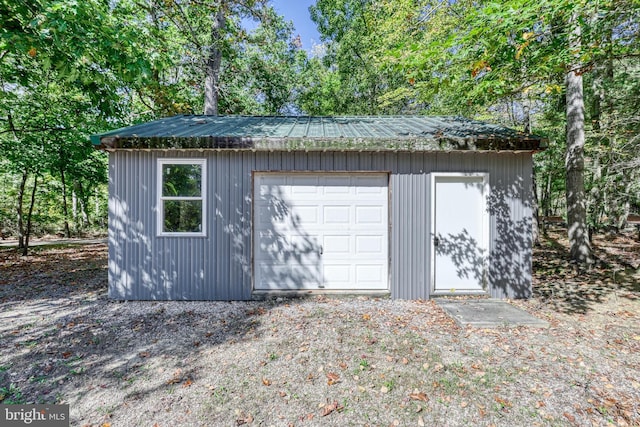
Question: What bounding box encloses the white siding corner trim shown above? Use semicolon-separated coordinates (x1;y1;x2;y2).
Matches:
156;158;207;237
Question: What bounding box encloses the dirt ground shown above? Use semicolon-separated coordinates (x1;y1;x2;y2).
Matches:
0;230;638;427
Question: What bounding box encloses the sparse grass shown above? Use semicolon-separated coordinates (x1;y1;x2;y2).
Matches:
0;383;25;404
28;375;48;384
0;234;638;426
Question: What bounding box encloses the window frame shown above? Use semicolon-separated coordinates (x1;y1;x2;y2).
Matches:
157;158;207;237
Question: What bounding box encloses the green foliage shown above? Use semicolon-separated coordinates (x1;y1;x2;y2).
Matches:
308;0;413;114
0;0;637;239
374;0;639;230
0;0;307;239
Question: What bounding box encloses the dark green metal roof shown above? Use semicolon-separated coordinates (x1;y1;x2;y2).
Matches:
91;115;545;151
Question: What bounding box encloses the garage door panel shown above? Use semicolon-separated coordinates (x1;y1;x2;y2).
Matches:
256;263;321;289
323;177;351;193
356;206;384;224
323;235;351;254
254;173;388;291
255;203;291;227
353;175;385;186
356;264;385;285
323;206;351;224
322;264;352;286
356;235;384;254
255;232;321;263
289;175;319;186
258;175;286;187
291;186;320;196
291;205;320;225
256;204;321;231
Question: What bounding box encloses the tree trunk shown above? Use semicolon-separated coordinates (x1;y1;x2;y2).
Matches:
22;174;38;256
523;100;531;134
72;189;78;223
60;166;71;238
532;172;540;246
76;181;89;227
95;187;100;218
16;171;28;249
8;113;27;248
565;13;593;265
204;5;226;115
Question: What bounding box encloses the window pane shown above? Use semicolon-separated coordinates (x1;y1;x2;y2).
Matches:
162;164;202;197
163;200;203;233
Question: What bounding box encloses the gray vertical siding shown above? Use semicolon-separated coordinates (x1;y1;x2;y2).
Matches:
108;150;534;300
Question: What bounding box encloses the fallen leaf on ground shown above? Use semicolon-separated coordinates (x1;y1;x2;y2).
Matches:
327;372;340;385
321;401;343;416
166;369;183;385
235;413;253;425
262;378;271;386
409;392;429;402
495;396;513;410
477;405;487;418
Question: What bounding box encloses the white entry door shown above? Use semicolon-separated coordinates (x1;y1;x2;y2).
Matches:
254;173;389;291
431;173;489;294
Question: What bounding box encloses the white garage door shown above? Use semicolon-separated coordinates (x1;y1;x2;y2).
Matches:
254;173;389;291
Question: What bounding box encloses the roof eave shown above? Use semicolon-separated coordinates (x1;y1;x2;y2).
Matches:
95;135;546;152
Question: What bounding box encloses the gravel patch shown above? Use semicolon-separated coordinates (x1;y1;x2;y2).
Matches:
1;241;639;426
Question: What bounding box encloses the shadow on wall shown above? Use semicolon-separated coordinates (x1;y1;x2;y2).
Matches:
254;183;323;290
108;177;324;299
108;196;157;299
488;175;533;298
433;229;487;286
110;195;208;300
433;175;533;298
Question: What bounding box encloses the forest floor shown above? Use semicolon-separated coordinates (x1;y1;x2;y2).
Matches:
0;230;638;427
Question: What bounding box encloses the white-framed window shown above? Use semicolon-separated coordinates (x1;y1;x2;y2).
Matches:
157;158;206;237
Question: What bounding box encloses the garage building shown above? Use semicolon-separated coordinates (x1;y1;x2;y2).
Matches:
91;115;544;300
